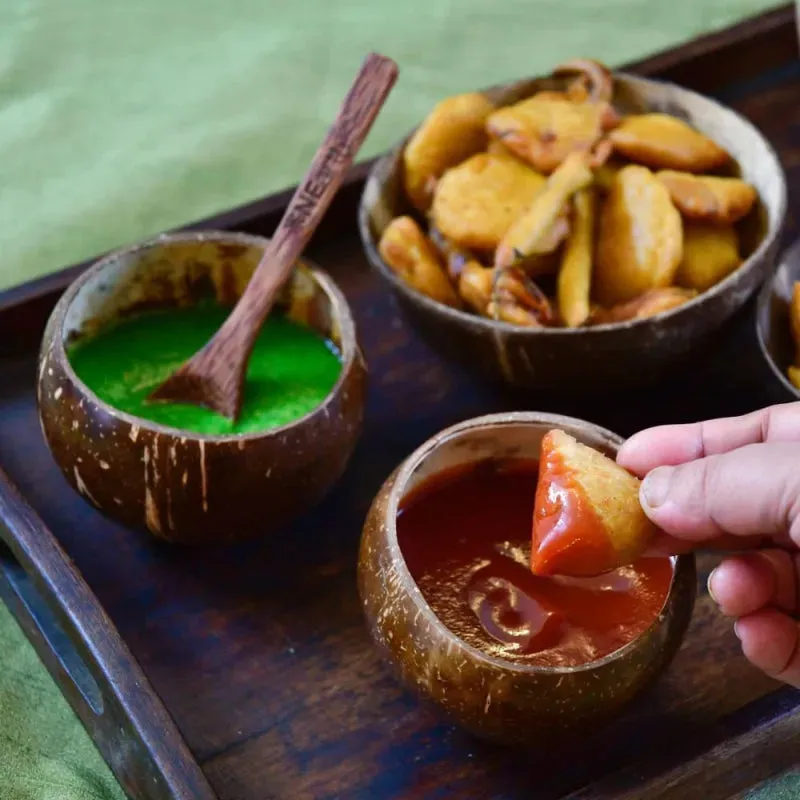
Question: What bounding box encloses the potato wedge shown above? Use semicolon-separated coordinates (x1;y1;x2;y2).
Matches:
557;188;595;327
657;171;757;224
496;151;593;270
609;113;731;172
403;92;495;212
431;153;547;251
595;165;683;305
487;94;618;174
531;429;659;577
378;216;461;307
676;224;741;292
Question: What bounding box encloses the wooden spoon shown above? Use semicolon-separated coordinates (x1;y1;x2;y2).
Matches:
150;52;399;420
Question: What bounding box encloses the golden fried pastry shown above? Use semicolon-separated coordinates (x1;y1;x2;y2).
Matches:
531;429;659;577
609;113;731;173
378;216;461;307
402;92;495;212
675;224;741;292
657;170;757;224
595;165;683;305
590;287;697;324
496;151;593;270
557;188;595;327
488;267;555;327
486;93;618;174
431;152;547;251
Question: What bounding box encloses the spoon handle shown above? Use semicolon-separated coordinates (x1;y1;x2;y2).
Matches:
232;52;398;330
149;52;398;420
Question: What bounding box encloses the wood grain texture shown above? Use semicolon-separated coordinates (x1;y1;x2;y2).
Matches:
1;10;800;799
567;692;800;800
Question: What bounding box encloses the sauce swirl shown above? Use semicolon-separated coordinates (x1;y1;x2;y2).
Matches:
397;459;673;667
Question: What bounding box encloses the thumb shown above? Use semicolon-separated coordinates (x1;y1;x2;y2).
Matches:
640;442;800;544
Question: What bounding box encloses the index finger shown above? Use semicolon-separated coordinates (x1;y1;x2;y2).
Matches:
617;403;800;477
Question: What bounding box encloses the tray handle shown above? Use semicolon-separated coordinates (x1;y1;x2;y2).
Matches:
0;466;217;800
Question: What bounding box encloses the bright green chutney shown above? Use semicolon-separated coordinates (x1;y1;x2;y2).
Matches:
68;304;342;435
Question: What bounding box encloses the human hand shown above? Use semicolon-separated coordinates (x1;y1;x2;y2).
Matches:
617;403;800;686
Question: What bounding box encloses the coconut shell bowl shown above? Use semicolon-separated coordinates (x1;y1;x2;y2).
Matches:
37;231;367;544
358;70;786;393
358;412;696;746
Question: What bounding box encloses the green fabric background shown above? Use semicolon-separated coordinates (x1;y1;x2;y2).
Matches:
0;603;124;800
0;0;784;292
0;1;793;798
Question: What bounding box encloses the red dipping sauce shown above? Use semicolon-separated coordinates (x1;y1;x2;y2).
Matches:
397;459;674;668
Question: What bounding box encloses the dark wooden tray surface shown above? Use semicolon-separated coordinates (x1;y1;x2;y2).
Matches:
2;6;800;798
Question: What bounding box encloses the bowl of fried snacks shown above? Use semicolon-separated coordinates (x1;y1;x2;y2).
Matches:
358;59;786;391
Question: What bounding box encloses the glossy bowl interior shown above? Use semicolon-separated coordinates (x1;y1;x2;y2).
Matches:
37;231;367;544
359;72;786;392
359;412;696;745
756;237;800;401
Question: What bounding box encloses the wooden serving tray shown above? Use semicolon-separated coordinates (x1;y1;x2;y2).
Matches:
2;7;800;798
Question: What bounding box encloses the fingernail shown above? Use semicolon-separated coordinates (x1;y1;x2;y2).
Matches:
734;620;743;640
707;568;719;604
642;467;673;509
